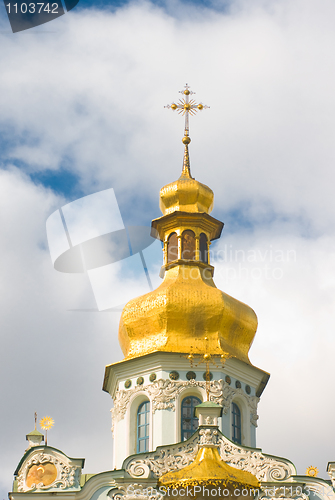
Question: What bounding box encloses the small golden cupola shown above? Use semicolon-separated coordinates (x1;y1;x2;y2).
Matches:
118;85;258;364
158;402;260;497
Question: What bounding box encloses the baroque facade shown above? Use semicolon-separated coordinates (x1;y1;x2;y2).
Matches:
9;86;335;500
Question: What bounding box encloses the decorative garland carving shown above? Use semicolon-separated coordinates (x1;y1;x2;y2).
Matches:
124;429;295;483
111;378;259;435
17;452;80;492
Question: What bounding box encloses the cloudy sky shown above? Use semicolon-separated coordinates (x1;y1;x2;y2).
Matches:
1;0;335;496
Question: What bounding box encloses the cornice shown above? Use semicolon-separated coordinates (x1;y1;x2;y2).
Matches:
151;211;223;241
103;352;269;398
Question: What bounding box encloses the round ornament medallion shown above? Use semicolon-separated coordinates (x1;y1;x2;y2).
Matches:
124;379;132;389
26;463;57;488
169;371;179;380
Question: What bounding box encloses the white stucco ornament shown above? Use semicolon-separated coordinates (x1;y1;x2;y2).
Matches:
124;427;295;482
112;378;259;433
16;449;82;492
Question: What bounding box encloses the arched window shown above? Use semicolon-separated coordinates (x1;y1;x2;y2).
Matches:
181;230;195;260
181;395;201;441
199;233;208;263
137;401;150;452
231;402;241;445
167;232;178;263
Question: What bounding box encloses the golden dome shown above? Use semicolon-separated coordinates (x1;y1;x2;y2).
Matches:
118;122;258;365
158;446;260;490
119;264;257;364
159;143;214;216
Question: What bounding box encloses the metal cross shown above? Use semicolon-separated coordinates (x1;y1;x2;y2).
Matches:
165;84;209;139
186;337;230;401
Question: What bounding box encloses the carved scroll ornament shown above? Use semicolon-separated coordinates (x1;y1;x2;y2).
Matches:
17;452;80;492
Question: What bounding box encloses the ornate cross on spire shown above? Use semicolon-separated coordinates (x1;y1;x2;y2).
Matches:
165;84;209;178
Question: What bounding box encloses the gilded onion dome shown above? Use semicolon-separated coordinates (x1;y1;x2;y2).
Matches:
118;86;258;365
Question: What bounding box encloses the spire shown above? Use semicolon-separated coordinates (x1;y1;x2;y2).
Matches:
26;412;44;450
181;136;191;178
165;83;209;179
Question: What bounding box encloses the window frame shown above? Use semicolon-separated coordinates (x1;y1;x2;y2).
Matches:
231;402;242;445
136;400;150;453
181;395;202;441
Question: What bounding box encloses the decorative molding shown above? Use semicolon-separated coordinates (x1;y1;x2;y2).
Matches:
218;435;295;482
328;464;335;489
199;428;218;446
111;378;259;435
124;429;295;483
17;451;81;492
124;433;199;478
112;485;164;500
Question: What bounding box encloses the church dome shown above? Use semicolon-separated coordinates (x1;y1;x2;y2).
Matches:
118;144;257;365
118;264;257;364
160;175;214;216
159;142;214;215
118;87;258;365
158;445;260;491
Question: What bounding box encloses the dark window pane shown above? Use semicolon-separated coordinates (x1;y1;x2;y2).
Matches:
199;233;208;263
181;230;195;260
167;233;178;263
232;403;241;445
181;395;201;441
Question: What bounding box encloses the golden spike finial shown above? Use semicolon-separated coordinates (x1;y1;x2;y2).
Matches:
165;84;209;178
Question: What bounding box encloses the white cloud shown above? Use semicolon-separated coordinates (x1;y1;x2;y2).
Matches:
1;0;335;495
0;0;334;232
0;168;123;495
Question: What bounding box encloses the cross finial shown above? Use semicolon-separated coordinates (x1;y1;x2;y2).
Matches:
34;411;37;430
165;84;209;178
185;337;230;402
